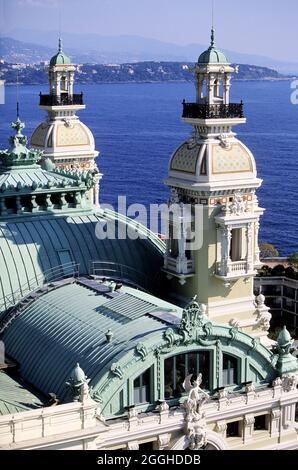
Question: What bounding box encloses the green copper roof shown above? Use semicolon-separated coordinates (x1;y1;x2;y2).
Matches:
50;38;71;66
0;119;96;203
0;371;44;416
0;117;43;170
277;326;292;346
2;282;181;402
0;210;164;314
198;29;229;65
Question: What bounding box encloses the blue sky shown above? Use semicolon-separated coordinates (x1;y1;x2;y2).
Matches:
1;0;297;61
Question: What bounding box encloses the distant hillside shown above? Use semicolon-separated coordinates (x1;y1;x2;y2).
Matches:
0;61;288;85
0;37;55;64
5;30;298;74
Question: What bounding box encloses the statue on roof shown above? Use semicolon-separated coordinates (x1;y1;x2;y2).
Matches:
0;116;43;169
183;373;209;450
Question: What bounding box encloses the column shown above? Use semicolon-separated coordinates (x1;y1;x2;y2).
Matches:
0;197;7;216
282;404;296;430
246;223;253;273
127;441;139;450
56;72;61;99
93;174;101;207
69;72;74;96
196;75;204;103
155;433;170;450
59;192;67;209
215;421;227;437
254;221;261;265
224;75;231;104
222;226;232;275
30;195;38;213
16;196;22;215
208;75;215;105
45;194;53;211
243;414;255;444
270;408;281;438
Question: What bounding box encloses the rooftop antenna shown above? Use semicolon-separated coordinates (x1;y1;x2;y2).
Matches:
16;68;20;119
58;0;62;50
211;0;215;47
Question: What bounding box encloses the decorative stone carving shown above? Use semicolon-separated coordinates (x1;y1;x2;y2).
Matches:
183;373;209;450
244;414;255;426
157;433;171;450
275;327;298;376
135;342;148;361
215;421;227;435
66;363;91;402
245;382;255;393
163;328;176;349
169;188;180;204
272;376;282;388
255;292;271;332
244;414;255;443
79;382;92;403
218;388;228;399
110;363;124;379
281;375;298;392
179;297;208;343
218;133;232;150
229;192;247;216
228;326;239;345
63;118;74;128
128;407;139;419
157;400;169;413
271;408;281;420
127;441;139;450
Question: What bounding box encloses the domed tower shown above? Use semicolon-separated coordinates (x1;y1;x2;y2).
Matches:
30;39;101;206
163;30;268;342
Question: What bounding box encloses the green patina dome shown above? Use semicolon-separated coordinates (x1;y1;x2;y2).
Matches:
277;326;292;347
198;29;229;65
50;38;71;66
70;363;87;385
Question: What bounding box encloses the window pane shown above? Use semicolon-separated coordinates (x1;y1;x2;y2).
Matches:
187;353;197;376
164;357;174;399
134;369;150;404
198;352;210;389
175;354;187;397
223;354;238;386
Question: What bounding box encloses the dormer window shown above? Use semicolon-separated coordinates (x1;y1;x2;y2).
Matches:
134;368;151;405
222;354;238;386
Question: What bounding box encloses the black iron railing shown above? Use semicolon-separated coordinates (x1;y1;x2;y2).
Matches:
39;93;84;106
182;101;244;119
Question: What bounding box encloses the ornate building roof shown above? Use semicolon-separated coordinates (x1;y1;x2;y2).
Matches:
50;38;72;66
198;29;229;65
0;118;97;197
0;371;44;416
2;286;282;418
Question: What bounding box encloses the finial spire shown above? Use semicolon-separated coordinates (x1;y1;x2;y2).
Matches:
210;28;215;48
58;37;62;53
16;68;20;119
211;0;215;47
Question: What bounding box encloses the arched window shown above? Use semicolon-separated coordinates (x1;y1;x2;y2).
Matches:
164;351;210;399
222;354;238;386
134;368;151;404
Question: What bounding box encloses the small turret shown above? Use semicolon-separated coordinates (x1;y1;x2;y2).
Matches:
66;363;91;401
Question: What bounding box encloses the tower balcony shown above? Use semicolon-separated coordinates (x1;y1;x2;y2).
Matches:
162;255;195;285
182;101;244;120
39;93;84;106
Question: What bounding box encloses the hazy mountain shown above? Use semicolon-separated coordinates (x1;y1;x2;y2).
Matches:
0;62;286;86
3;31;298;74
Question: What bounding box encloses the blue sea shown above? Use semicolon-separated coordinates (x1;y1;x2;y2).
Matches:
0;81;297;255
